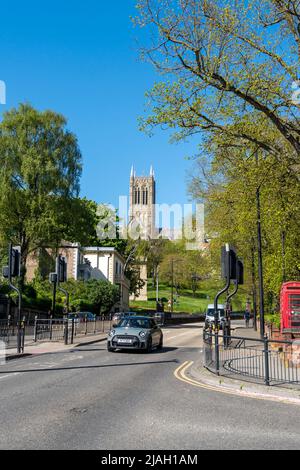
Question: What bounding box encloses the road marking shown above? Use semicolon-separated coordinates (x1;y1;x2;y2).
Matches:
166;330;201;341
174;362;300;407
0;373;21;380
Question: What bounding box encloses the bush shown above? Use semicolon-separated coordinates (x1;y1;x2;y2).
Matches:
265;313;281;329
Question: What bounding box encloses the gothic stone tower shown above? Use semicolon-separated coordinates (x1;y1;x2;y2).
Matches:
129;166;156;240
129;166;156;302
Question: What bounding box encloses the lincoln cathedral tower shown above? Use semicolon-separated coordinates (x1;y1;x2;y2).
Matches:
128;166;157;301
129;166;156;240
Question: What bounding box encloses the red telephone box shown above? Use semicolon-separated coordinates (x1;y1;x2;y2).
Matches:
280;282;300;334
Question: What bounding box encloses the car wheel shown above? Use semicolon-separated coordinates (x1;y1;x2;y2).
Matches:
157;335;163;350
107;344;116;352
146;338;153;353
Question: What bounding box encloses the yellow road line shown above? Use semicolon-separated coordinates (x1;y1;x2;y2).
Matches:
174;361;300;406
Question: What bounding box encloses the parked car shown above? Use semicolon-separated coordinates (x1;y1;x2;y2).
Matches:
205;304;225;329
111;311;139;327
68;312;95;323
107;316;163;353
154;312;165;326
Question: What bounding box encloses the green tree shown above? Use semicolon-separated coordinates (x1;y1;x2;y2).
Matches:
189;123;300;309
136;0;299;158
0;104;98;283
85;280;120;314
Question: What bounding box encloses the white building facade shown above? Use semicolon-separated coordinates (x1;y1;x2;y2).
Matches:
76;247;130;313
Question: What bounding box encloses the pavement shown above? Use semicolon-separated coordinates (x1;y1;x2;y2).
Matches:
3;332;108;361
185;360;300;406
1;322;300;450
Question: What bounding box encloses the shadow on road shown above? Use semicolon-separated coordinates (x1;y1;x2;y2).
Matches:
116;347;178;355
164;324;203;330
0;358;179;375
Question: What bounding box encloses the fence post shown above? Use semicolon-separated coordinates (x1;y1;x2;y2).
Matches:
21;316;26;353
94;316;96;334
215;330;220;375
49;315;53;341
34;315;38;343
71;318;75;345
85;316;88;335
102;314;104;333
64;318;68;345
264;335;270;386
7;315;11;328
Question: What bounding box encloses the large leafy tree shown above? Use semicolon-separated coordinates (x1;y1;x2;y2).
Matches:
0;104;98;281
136;0;300;310
189;122;300;308
136;0;300;159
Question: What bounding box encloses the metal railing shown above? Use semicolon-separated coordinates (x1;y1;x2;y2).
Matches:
0;318;33;350
0;315;113;352
33;315;112;345
203;330;300;386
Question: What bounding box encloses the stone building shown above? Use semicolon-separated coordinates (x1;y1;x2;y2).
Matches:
129;166;156;240
128;166;157;302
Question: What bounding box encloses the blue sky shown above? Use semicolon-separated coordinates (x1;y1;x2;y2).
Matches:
0;0;200;209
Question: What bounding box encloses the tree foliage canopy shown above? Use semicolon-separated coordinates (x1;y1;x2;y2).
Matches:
0;104;98;273
136;0;300;158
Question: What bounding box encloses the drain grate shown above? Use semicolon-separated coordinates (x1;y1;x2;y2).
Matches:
70;408;88;414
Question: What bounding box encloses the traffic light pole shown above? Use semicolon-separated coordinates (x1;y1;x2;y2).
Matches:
224;280;239;345
7;244;23;354
50;256;69;316
52;278;57;316
8;282;22;353
227;280;239;308
57;284;70;314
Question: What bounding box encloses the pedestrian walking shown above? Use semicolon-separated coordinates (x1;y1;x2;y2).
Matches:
244;310;250;328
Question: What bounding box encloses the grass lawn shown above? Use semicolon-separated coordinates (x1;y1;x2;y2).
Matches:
130;281;248;314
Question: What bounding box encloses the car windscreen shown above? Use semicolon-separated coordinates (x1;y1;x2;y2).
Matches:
207;309;225;317
118;318;151;329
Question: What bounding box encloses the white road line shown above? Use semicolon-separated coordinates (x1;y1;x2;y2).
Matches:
166;330;201;341
0;373;21;380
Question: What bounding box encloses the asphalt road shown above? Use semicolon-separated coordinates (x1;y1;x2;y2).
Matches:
0;322;300;450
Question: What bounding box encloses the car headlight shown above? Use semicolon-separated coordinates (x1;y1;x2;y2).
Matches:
109;330;115;337
139;331;146;338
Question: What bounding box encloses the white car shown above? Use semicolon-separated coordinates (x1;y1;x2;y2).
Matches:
205;304;225;329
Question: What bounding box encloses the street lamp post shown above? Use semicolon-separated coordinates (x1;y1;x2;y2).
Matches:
191;274;201;298
256;151;265;339
170;259;183;314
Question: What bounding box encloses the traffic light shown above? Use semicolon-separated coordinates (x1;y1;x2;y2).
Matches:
3;245;21;279
221;245;237;280
237;259;244;285
10;246;21;278
56;256;67;283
